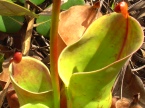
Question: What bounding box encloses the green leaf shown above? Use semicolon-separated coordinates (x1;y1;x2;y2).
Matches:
61;0;85;10
58;13;143;107
10;57;53;108
0;53;4;73
19;0;45;5
0;0;38;17
36;15;51;37
21;103;50;108
0;16;24;33
6;0;13;2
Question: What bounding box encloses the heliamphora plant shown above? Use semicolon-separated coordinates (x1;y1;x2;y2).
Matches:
6;0;144;108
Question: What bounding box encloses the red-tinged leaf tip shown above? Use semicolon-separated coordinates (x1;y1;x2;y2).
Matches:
114;1;129;18
12;52;22;63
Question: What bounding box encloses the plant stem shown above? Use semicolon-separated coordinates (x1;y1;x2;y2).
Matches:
50;0;61;108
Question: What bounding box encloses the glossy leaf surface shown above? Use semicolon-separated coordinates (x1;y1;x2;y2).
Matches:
61;0;85;10
0;0;38;17
19;0;45;5
9;57;53;108
58;13;143;107
36;15;51;37
0;16;24;33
